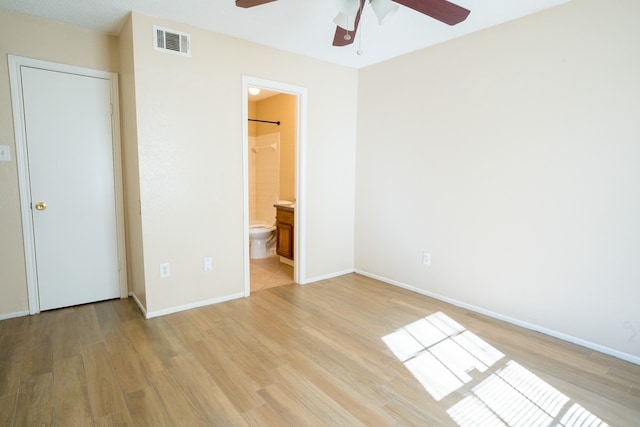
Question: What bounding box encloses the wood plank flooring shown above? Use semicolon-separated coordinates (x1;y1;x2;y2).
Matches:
1;273;639;426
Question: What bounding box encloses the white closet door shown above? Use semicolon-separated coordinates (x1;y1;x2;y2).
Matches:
21;66;120;311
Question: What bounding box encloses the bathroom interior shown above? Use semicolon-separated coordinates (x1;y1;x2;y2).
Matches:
248;87;297;292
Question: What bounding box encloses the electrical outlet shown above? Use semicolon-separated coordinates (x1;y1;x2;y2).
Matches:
422;252;431;266
160;262;170;278
204;257;213;271
0;145;11;162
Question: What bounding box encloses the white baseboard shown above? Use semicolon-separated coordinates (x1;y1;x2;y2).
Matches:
143;292;245;319
301;268;355;285
355;269;640;366
0;310;30;321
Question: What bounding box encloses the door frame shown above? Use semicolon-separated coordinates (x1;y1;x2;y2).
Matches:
8;55;128;314
242;76;308;296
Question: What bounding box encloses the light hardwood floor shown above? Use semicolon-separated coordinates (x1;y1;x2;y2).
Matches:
1;274;638;426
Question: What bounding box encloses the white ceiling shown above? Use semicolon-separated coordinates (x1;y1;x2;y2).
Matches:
0;0;569;68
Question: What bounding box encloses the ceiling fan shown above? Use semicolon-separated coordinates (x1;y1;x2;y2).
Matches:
235;0;470;47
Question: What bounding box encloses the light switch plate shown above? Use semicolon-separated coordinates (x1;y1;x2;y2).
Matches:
0;145;10;161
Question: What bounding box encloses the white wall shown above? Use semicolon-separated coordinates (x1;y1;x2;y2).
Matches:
355;0;640;361
127;13;357;314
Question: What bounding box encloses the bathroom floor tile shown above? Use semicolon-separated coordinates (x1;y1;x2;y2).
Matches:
250;256;294;292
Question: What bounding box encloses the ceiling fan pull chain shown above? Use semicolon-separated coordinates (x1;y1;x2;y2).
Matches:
344;14;352;41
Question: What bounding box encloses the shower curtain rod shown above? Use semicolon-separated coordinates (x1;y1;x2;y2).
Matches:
248;118;280;126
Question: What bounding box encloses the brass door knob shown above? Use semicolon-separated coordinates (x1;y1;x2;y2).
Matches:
34;202;47;211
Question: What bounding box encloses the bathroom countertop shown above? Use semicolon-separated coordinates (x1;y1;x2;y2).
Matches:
273;203;294;211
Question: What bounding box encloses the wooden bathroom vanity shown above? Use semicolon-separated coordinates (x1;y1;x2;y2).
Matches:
274;204;294;260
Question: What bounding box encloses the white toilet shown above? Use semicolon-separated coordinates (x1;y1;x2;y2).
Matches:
249;222;276;259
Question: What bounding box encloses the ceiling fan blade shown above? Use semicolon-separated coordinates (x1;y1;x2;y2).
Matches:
393;0;470;25
333;0;366;46
235;0;278;8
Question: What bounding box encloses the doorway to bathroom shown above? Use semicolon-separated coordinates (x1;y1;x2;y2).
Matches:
249;131;291;291
242;76;307;295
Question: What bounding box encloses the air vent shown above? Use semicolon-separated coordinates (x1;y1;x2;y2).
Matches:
153;25;191;57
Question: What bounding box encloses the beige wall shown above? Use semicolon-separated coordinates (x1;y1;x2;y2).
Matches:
0;8;120;318
128;12;357;313
0;7;357;319
118;15;146;308
356;0;640;360
256;93;297;202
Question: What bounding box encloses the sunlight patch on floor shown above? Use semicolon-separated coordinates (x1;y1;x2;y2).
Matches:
382;311;503;401
382;312;609;427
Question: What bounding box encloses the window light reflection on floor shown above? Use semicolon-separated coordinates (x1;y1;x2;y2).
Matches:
381;311;504;401
382;311;609;427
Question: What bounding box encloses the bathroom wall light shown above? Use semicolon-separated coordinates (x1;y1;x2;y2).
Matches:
249;87;261;96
